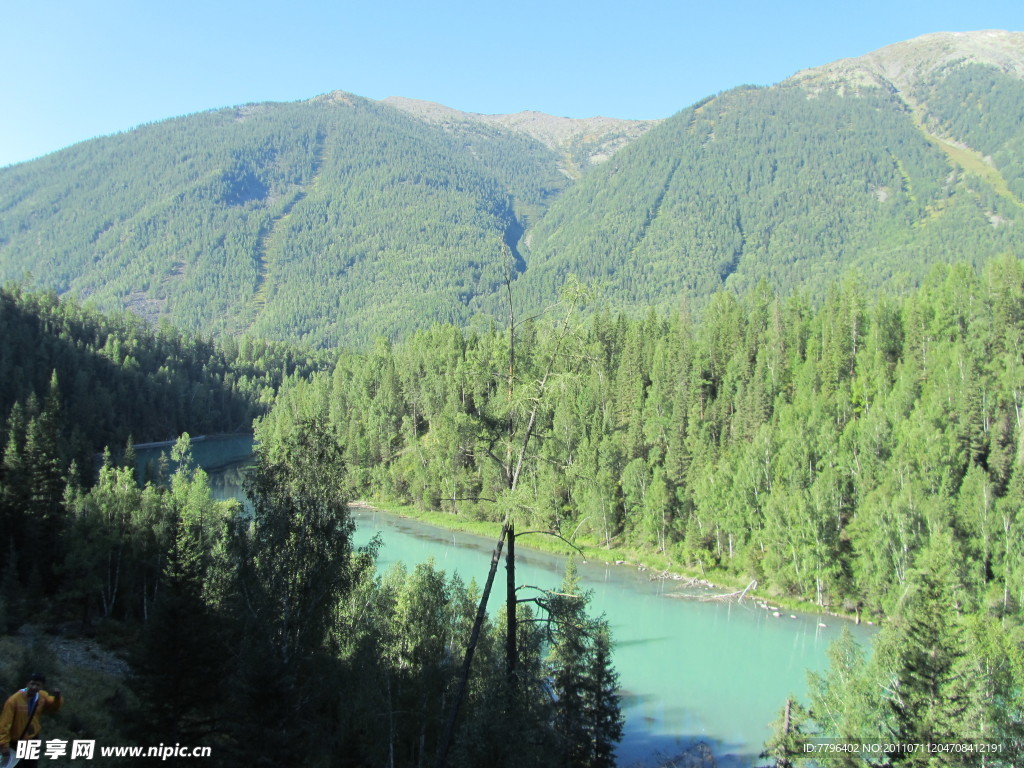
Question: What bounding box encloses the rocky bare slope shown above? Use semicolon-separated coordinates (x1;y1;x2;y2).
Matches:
381;95;657;175
787;29;1024;95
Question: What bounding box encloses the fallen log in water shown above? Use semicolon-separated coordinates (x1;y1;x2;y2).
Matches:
698;579;757;602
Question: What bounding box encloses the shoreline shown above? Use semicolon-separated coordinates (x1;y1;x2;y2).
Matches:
349;499;870;628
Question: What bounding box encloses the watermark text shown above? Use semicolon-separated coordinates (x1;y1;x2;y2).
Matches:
16;740;212;760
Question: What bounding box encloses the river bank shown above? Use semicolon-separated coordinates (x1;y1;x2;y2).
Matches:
351;499;870;628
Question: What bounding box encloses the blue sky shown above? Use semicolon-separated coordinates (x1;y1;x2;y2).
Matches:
2;0;1023;168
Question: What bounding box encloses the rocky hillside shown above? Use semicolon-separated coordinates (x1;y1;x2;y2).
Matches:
788;30;1024;94
381;96;657;176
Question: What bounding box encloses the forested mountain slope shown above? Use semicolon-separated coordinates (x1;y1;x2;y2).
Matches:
0;93;595;345
1;32;1024;345
0;286;331;475
510;31;1024;317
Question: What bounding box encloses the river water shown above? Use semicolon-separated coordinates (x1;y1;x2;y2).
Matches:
139;434;873;767
350;506;874;768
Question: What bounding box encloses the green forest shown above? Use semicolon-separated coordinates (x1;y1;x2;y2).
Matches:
261;258;1023;621
5;249;1024;763
254;255;1024;759
0;287;623;767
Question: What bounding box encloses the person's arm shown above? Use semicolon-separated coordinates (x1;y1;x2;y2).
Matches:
43;690;62;714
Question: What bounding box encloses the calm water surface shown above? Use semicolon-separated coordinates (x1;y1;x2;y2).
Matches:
133;433;254;504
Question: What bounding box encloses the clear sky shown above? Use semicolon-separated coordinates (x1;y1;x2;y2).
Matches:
2;0;1023;168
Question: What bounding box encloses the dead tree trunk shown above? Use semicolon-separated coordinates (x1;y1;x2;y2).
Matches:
507;522;517;685
435;521;509;768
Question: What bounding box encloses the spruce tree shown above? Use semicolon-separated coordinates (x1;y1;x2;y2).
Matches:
546;560;624;768
586;625;623;768
881;533;967;759
760;699;809;768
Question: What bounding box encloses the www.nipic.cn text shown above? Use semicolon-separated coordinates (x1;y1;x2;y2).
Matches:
15;740;212;760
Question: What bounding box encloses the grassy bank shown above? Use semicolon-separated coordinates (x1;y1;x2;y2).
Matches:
353;498;865;624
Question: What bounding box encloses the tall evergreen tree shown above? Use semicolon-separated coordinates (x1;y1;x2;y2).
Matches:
236;417;356;664
546;560;624;768
882;534;968;753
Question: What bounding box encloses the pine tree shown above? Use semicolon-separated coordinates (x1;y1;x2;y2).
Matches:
881;534;968;759
546;560;624;768
130;511;225;749
22;377;66;590
760;699;809;768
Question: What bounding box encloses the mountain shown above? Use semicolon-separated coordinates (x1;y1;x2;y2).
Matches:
0;93;641;345
507;31;1024;316
789;29;1024;93
1;31;1023;345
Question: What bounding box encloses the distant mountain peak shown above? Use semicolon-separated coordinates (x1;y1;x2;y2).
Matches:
380;96;657;171
787;30;1024;94
310;90;366;107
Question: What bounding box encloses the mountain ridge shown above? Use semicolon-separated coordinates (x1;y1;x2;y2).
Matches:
2;30;1024;346
787;29;1024;94
380;95;658;176
504;29;1024;322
